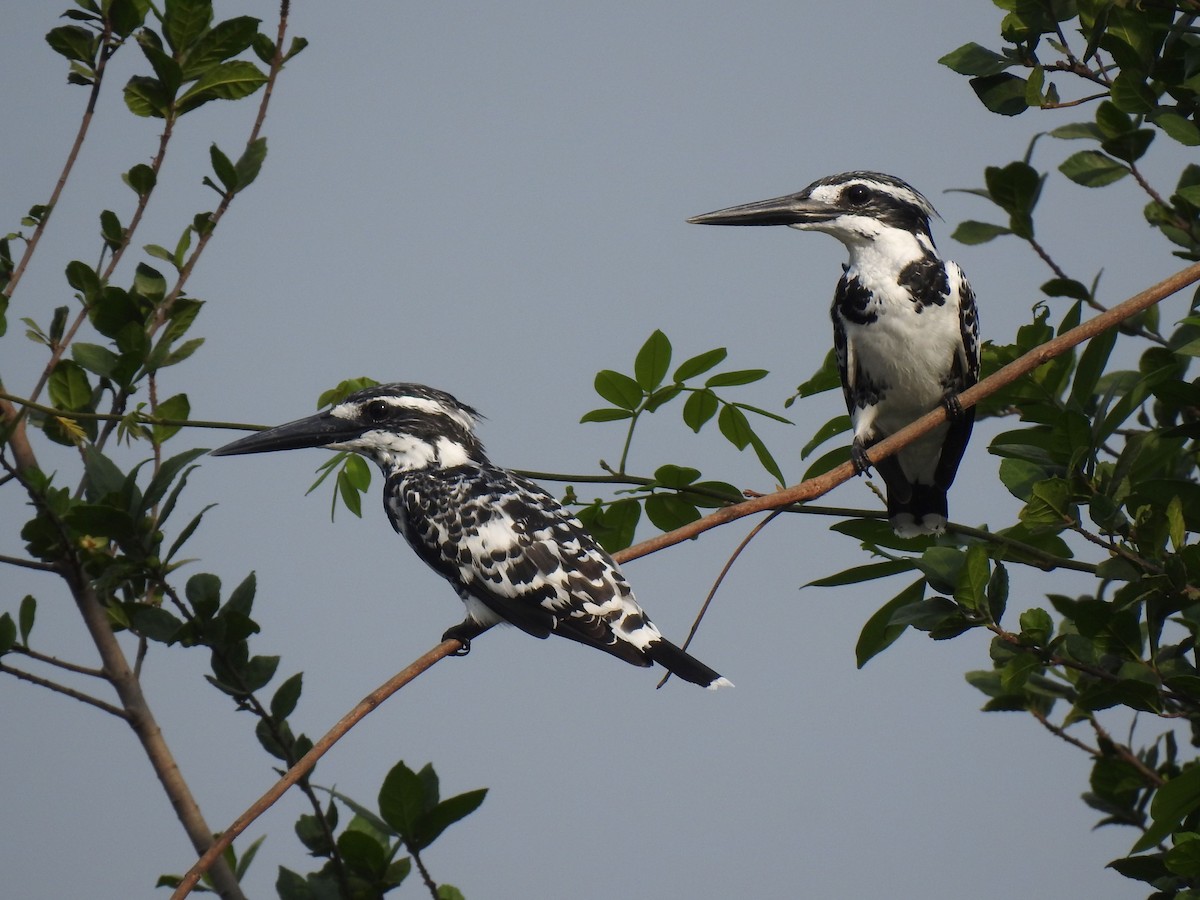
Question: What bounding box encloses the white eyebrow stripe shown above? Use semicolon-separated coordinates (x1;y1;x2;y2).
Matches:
330;394;478;432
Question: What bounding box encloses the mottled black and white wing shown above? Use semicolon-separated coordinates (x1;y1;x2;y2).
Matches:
387;465;730;688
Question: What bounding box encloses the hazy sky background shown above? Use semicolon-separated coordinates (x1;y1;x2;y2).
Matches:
3;2;1192;897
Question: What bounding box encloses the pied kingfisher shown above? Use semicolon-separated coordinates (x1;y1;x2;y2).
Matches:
688;171;980;536
212;383;731;689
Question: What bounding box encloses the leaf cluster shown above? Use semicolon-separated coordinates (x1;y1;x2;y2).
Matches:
278;762;485;900
941;1;1200;259
571;328;788;550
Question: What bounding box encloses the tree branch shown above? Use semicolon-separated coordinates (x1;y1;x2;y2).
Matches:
3;20;116;301
170;636;466;900
611;260;1200;566
0;660;128;718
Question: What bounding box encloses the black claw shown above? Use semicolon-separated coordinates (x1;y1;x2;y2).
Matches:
441;621;482;656
850;441;873;476
943;392;964;421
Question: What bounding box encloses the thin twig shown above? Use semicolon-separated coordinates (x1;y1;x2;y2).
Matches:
1030;707;1100;756
0;661;128;718
11;646;106;678
3;19;116;300
656;509;783;689
1091;717;1166;788
170;636;468;900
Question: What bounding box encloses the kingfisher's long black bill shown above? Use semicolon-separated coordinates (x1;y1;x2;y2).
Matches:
687;192;831;227
211;411;358;457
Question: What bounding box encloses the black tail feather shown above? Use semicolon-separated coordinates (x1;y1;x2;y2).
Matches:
647;639;731;689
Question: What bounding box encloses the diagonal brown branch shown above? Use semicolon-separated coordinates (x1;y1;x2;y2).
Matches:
612;260;1200;566
170;637;465;900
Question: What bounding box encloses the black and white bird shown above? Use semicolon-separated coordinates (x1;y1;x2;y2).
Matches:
688;171;980;536
212;383;731;689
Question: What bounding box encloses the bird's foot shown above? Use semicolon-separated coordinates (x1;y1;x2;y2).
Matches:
441;621;483;657
943;392;965;421
850;441;873;476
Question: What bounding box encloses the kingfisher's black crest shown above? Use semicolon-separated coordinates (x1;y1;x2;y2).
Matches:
212;382;730;689
689;171;980;536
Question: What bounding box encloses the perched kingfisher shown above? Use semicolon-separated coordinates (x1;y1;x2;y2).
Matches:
212;383;731;689
688;171;979;536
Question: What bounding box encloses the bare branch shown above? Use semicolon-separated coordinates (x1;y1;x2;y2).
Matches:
0;660;127;718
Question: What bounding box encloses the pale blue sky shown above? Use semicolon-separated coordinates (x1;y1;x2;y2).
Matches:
3;2;1188;897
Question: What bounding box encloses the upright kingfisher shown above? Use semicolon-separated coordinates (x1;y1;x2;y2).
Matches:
212;383;731;689
688;171;979;536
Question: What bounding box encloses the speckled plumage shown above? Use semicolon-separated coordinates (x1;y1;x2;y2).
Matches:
212;383;730;689
690;172;980;535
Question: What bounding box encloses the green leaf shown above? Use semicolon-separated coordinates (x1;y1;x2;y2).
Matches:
123;75;171;118
653;464;700;488
1154;112;1200;147
747;428;785;485
1069;325;1118;407
580;407;633;423
1018;607;1053;645
806;559;915;588
951;220;1012;245
163;0;213;53
705;368;768;387
123;163;157;198
72;343;120;379
1059;150;1128;187
644;384;683;413
125;604;184;643
411;788;488;852
177;60;267;114
574;498;640;552
133;262;167;302
153;393;190;443
65;260;102;300
0;612;16;655
18;596;36;644
47;25;100;66
233;137;268;193
180;15;261;79
914;546;965;594
717;403;752;450
337;829;387;878
186;572;222;616
1168;496;1186;552
379;761;427;843
594;370;643;410
270;672;303;720
49;359;92;410
644;493;700;532
209;143;237;193
998;457;1045;502
802;444;851;481
1109;71;1156;114
969;73;1029;116
634;329;671;391
939;42;1011;76
954;544;990;612
682;389;718;432
143;446;208;512
673;347;727;382
856;579;925;668
801;414;850;460
793;349;841;399
1132;765;1200;853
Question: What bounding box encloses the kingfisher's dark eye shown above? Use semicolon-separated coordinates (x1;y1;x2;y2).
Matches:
363;400;389;423
844;184;871;205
